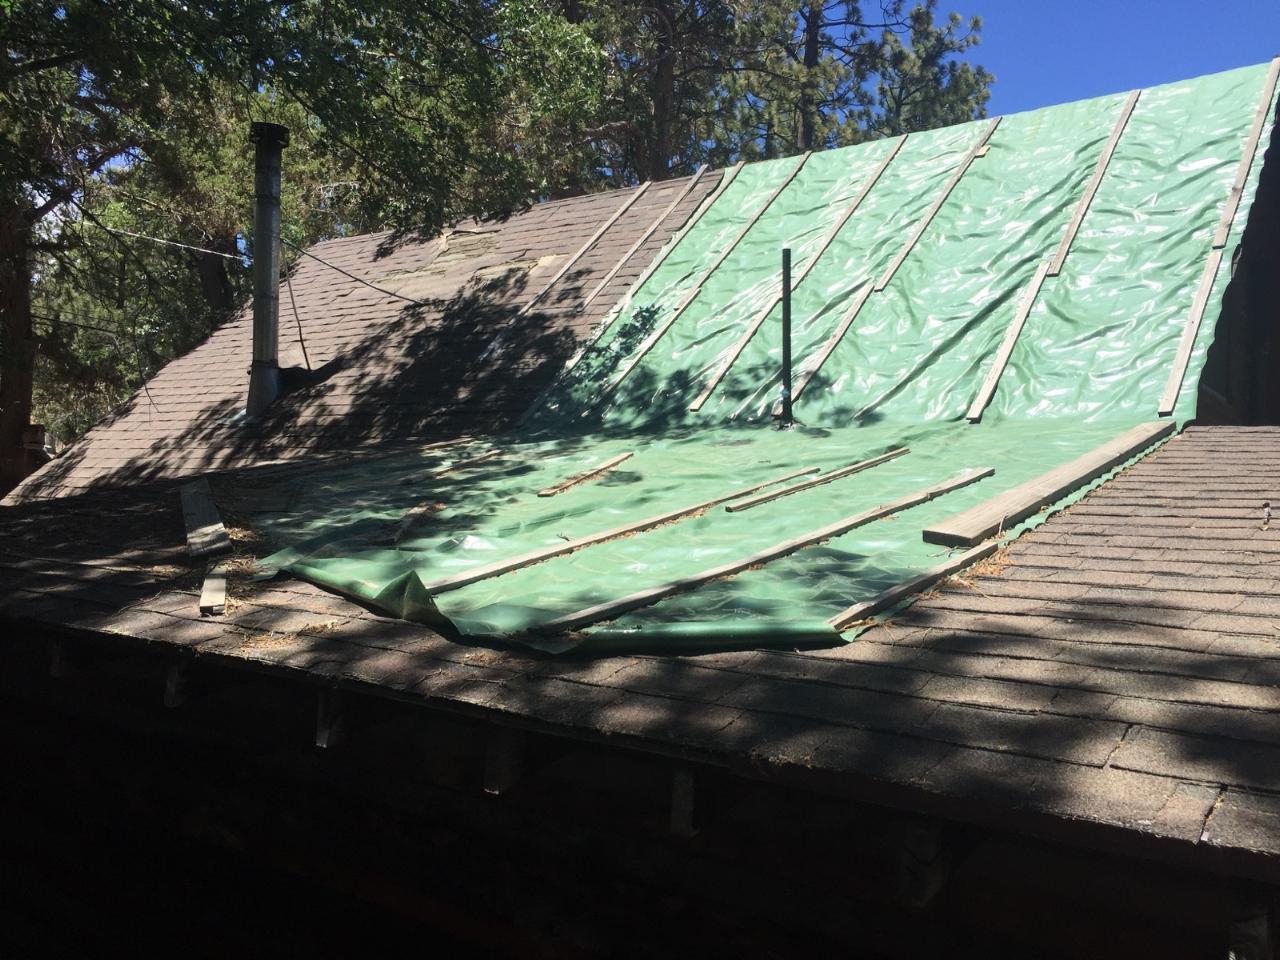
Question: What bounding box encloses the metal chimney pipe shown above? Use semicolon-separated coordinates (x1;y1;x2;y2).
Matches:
246;121;290;419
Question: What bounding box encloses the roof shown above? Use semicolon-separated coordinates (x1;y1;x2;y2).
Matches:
2;425;1279;877
10;172;718;501
184;61;1279;652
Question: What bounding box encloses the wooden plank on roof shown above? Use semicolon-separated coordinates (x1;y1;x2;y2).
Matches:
1213;56;1280;250
788;122;998;404
724;447;909;513
1048;89;1141;276
537;452;634;497
788;282;873;403
199;560;230;616
1161;59;1280;417
419;465;820;594
874;118;1001;292
966;259;1053;422
828;541;999;630
600;152;811;403
539;466;993;633
514;166;733;427
179;478;232;559
922;421;1174;548
518;181;651;317
1157;246;1225;417
687;136;907;411
580;166;710;311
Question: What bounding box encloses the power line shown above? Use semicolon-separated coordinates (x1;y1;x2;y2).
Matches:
281;236;425;306
83;221;248;261
31;311;121;337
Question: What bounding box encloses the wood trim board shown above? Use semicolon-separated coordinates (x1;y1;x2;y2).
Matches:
1048;89;1141;276
922;421;1174;547
828;540;999;630
687;137;907;411
518;181;651;317
540;466;993;633
724;447;909;513
537;452;634;497
419;465;821;594
600;152;811;402
180;478;232;559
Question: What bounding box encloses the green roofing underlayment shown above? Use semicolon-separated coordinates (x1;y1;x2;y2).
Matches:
249;62;1277;653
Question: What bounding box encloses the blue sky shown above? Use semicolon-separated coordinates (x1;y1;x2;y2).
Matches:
966;0;1280;115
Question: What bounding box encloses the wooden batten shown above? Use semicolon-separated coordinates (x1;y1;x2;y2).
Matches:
966;259;1053;422
180;478;232;559
829;541;999;630
600;152;810;403
687;136;907;411
790;120;999;404
725;447;909;513
1048;89;1141;276
1160;58;1280;417
580;166;710;311
419;465;821;594
873;118;1001;292
517;181;651;318
540;466;993;633
922;421;1174;547
537;452;634;497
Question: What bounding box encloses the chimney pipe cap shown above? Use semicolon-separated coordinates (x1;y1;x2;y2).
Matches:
249;122;290;148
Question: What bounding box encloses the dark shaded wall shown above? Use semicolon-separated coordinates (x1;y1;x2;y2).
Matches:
1202;100;1280;424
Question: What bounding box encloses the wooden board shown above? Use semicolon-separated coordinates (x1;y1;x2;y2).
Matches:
922;421;1174;547
725;447;909;513
1160;59;1279;417
516;166;732;426
537;452;634;497
1048;89;1140;276
199;560;230;616
788;122;998;404
873;119;1001;292
788;283;873;404
966;259;1052;422
600;153;810;402
687;137;907;411
420;465;820;594
1157;246;1225;417
827;541;998;630
1212;56;1280;250
179;478;232;559
580;166;709;311
540;466;993;633
518;181;651;317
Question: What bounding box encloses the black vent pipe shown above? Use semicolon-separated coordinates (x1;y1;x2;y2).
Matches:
246;122;290;419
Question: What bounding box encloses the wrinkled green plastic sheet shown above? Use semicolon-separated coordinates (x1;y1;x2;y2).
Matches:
248;63;1275;653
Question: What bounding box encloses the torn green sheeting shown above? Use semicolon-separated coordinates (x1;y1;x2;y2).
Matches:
245;62;1276;654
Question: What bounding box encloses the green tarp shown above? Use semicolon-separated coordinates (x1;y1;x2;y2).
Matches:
248;62;1276;653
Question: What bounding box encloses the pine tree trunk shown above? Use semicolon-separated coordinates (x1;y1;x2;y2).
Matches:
193;234;236;322
799;4;821;151
0;200;36;496
648;0;676;182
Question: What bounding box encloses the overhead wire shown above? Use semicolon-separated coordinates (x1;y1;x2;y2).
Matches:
83;221;248;261
280;237;426;306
